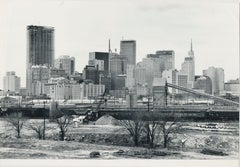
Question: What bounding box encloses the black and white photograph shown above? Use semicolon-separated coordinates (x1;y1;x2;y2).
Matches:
0;0;239;166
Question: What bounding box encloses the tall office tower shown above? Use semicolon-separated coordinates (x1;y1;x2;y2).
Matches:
135;64;147;86
176;71;188;94
155;50;175;74
55;55;75;76
135;64;148;96
146;50;175;77
109;53;128;77
181;40;195;88
120;40;136;65
26;25;54;94
88;52;109;74
125;65;136;90
3;71;21;94
82;65;99;84
203;67;224;96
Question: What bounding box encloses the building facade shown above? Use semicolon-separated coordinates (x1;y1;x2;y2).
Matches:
55;55;75;76
89;52;109;74
155;50;175;74
29;65;50;96
82;65;99;84
120;40;136;65
26;25;54;94
203;67;224;96
3;71;21;94
194;75;212;94
109;53;128;77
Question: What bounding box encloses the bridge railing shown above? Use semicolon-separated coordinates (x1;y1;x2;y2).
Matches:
167;83;239;106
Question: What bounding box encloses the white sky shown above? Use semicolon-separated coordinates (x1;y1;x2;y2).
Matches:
0;0;239;88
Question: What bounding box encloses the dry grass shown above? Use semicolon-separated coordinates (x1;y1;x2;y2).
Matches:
0;118;238;159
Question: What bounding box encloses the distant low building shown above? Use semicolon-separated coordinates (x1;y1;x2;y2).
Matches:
0;96;22;108
223;79;240;96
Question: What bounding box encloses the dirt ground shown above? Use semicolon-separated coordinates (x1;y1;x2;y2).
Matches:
0;118;238;159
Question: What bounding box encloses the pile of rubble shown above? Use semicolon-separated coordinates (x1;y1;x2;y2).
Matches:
95;115;120;125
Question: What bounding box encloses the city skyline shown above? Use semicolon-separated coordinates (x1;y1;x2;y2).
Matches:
0;0;239;89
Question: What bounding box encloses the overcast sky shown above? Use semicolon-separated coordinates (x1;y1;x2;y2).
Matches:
0;0;239;88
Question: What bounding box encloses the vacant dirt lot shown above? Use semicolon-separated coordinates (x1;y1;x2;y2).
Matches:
0;118;238;159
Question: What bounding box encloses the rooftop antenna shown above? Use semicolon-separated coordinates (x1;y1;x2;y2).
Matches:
108;39;112;53
190;38;193;51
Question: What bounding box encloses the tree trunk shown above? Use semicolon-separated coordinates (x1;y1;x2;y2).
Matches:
17;124;21;138
60;130;65;141
163;136;167;148
134;136;139;147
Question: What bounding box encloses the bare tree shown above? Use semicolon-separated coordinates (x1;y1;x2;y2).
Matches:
119;117;145;147
55;115;71;141
28;122;44;139
144;121;161;148
160;121;183;148
6;112;24;138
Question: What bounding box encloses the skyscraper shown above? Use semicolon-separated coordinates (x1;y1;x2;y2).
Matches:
3;71;21;94
26;25;55;69
109;53;128;76
26;25;54;94
82;65;99;84
155;50;175;74
120;40;136;65
88;52;109;74
55;55;75;76
181;40;195;88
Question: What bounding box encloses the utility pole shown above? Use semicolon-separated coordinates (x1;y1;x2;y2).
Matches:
43;101;46;140
146;95;151;146
165;81;168;106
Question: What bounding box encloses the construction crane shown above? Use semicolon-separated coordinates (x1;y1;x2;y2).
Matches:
86;88;108;121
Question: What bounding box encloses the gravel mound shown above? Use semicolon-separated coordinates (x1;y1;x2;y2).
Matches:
95;115;119;125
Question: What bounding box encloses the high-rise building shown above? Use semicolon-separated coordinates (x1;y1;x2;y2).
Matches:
126;65;135;90
82;65;99;84
176;71;188;94
109;53;128;77
89;52;109;74
203;67;224;96
26;25;54;69
50;67;67;78
29;65;50;96
26;25;54;94
135;64;147;86
55;55;75;76
155;50;175;74
141;58;155;88
3;71;21;94
120;40;136;65
181;40;195;88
